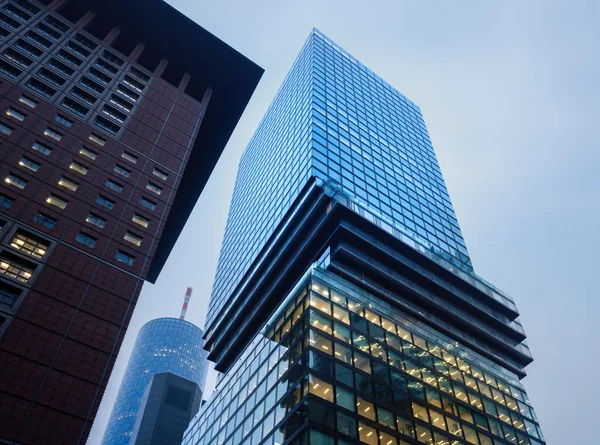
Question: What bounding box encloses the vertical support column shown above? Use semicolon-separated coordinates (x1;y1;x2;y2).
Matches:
130;43;145;63
74;11;95;30
154;59;169;78
178;73;192;92
102;28;121;47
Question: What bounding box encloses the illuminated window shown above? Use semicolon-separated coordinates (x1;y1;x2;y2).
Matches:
358;423;378;445
69;161;88;175
88;133;105;146
124;232;142;246
85;213;105;228
132;213;149;228
46;194;67;209
18;156;39;172
32;141;52;155
115;250;134;266
79;147;97;160
75;232;96;248
307;374;333;402
11;230;49;258
146;182;162;195
152;168;168;181
307;329;331;355
6;108;25;121
58;176;78;191
121;151;137;164
0;252;34;283
357;397;375;421
18;95;37;108
43;127;62;141
5;173;26;189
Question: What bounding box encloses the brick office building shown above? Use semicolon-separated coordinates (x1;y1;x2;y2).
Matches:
0;1;262;444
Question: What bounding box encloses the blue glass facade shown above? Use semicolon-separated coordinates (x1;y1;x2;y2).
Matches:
207;29;470;334
101;318;208;445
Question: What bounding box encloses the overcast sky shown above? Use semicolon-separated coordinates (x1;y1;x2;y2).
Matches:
89;1;599;443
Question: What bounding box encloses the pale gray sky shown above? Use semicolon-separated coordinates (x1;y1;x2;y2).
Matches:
89;1;599;443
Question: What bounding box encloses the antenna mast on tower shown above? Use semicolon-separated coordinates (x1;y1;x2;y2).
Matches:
180;287;192;320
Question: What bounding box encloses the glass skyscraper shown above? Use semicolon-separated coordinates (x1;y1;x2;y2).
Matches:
102;318;208;445
187;29;544;445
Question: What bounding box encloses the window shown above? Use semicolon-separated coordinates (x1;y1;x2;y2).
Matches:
69;161;88;175
43;127;62;141
113;164;130;178
11;230;49;259
357;397;376;421
0;122;13;135
0;252;34;283
94;116;120;135
70;86;96;105
0;12;21;30
105;179;123;193
109;94;133;112
152;168;168;181
307;374;333;402
122;75;144;92
132;213;149;228
101;105;127;123
0;281;21;310
146;182;162;195
116;84;139;102
358;422;378;445
34;212;55;229
32;141;52;155
3;5;31;23
3;48;32;67
88;67;111;84
25;31;52;49
123;231;143;246
96;194;115;210
18;156;39;172
47;57;74;76
0;193;12;208
79;76;103;95
6;108;25;121
129;67;150;83
57;49;82;67
121;151;137;164
95;57;118;75
85;213;105;228
61;97;88;118
46;194;67;209
15;39;42;58
45;16;69;33
18;95;37;108
54;114;73;127
35;22;60;40
66;41;90;58
74;33;96;50
75;232;96;248
58;176;78;191
139;197;156;211
79;147;97;160
102;50;124;66
88;133;106;146
12;1;39;15
37;67;66;86
5;173;26;189
25;78;56;98
0;59;22;78
115;250;134;266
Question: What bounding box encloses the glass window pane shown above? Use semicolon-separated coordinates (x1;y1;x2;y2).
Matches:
308;374;333;402
358;422;378;445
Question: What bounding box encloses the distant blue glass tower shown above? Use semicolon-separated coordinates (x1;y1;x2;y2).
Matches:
102;318;208;445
